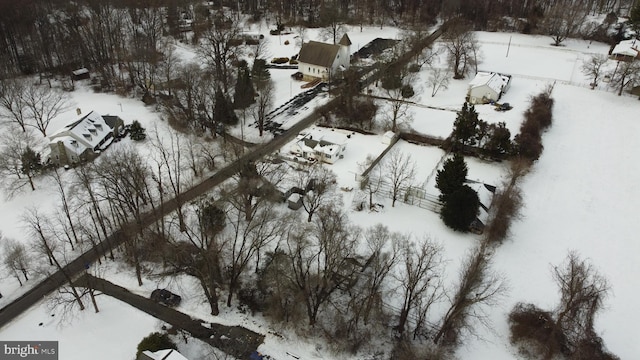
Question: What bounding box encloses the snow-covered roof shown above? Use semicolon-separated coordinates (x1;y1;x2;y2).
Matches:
468;72;510;94
49;111;116;154
142;349;189;360
72;68;89;76
294;127;348;157
612;39;639;57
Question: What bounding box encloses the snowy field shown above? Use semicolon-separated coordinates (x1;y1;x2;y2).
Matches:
1;20;638;360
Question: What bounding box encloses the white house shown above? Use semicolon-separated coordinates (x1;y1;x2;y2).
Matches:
289;128;349;164
611;39;639;62
467;71;511;104
138;349;189;360
48;111;124;166
297;34;351;81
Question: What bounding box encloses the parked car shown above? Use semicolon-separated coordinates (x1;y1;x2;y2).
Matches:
150;289;182;307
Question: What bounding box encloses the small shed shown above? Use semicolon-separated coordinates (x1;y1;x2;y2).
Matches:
467;72;511;104
287;192;303;210
71;68;90;81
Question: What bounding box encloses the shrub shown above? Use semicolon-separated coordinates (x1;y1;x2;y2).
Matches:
270;57;289;64
129;120;147;141
401;84;415;98
136;332;177;359
508;302;569;358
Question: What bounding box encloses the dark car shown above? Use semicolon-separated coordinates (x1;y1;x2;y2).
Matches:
150;289;182;307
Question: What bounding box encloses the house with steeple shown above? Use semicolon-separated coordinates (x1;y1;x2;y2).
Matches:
297;34;351;81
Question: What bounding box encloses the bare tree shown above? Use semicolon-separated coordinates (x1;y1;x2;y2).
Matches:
2;235;31;286
22;84;70;136
356;224;400;326
611;60;640;96
252;80;274;137
95;147;154;286
581;54;608;89
50;167;80;245
543;2;589;46
442;20;479;79
383;149;416;207
427;65;451;97
434;245;506;346
284;207;360;326
23;208;85;311
0;127;42;198
299;164;339;222
0;78;28;131
395;236;444;337
222;200;284;307
551;251;610;352
198;13;243;92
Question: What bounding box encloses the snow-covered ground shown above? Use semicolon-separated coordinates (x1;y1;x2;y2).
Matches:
1;21;638;360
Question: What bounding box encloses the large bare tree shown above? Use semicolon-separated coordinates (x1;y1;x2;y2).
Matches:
442;20;479;79
383;149;416;207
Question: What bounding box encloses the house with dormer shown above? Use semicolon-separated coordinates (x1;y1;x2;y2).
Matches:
297;34;351;81
48;110;124;166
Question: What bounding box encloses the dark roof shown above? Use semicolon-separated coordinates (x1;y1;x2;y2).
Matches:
338;33;352;46
298;41;341;68
102;115;122;129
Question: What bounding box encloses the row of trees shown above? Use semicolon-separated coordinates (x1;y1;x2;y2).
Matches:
0;0;634;80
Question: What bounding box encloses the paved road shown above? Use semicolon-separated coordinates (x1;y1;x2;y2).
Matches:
0;96;336;330
0;23;444;347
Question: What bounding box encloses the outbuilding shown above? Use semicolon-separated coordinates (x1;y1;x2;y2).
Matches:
467;71;511;104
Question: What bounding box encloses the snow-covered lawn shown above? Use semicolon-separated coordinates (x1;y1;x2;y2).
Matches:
1;22;638;360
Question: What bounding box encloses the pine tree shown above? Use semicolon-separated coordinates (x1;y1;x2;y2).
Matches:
129;120;147;141
485;122;512;157
436;153;468;202
21;146;42;191
251;59;271;90
234;61;255;109
452;102;480;147
440;185;479;232
214;88;238;126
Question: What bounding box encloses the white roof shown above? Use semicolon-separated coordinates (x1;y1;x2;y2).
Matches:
142;349;189;360
294;127;349;157
49;111;114;153
72;68;89;75
469;72;509;94
612;39;639;57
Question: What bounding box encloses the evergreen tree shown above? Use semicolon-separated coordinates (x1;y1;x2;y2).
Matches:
251;59;271;90
436;153;468;202
485;122;512;157
452;102;480;147
21;146;42;191
234;61;255;109
136;332;177;359
214;88;238;126
129;120;147;141
440;185;479;232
